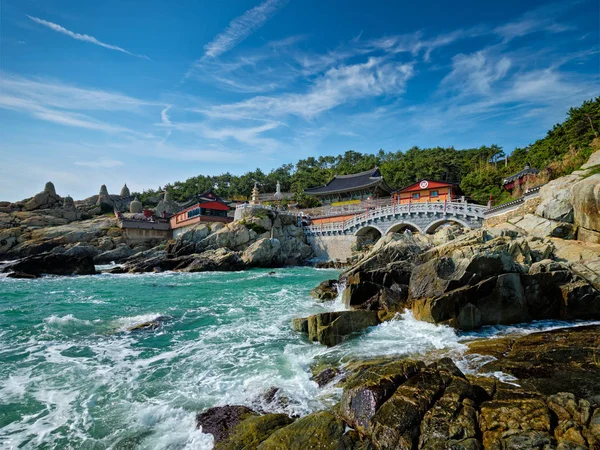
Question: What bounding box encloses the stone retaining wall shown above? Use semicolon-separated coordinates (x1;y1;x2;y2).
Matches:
306;234;357;262
484;197;541;228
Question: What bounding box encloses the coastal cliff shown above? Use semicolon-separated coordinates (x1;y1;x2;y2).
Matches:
293;150;600;346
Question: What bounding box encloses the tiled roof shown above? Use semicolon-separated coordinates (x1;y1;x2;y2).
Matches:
305;168;392;195
502;165;540;185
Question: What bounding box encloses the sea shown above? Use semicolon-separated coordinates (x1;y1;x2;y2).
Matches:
1;266;597;449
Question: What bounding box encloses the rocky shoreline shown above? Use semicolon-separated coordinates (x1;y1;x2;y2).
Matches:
197;324;600;450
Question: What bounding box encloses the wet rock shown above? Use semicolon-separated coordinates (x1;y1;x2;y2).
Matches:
6;271;37;279
126;316;169;332
256;411;357;450
342;281;381;309
302;310;380;347
473;325;600;404
370;361;462;450
3;253;96;277
478;396;553;450
340;359;424;435
196;405;258;442
216;413;294;450
310;279;338;301
311;367;343;387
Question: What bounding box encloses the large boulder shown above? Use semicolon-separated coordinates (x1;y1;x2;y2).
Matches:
294;310;380;347
241;238;281;267
94;244;134;264
535;174;580;222
310;279;338;301
412;273;529;330
571;174;600;243
3;253;96;277
180;249;244;272
408;252;521;301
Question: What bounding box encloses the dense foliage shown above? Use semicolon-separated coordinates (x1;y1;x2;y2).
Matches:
137;98;599;207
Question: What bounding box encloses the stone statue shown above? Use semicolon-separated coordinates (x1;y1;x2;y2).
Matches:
96;184;113;210
130;196;143;213
251;182;260;205
274;181;283;200
155;190;179;216
120;183;131;198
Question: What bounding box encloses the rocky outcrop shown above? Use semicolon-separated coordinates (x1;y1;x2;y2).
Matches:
572;174;600;243
292;310;380;346
23;182;62;211
197;325;600;450
2;253;96;277
310;279;338;301
535;150;600;243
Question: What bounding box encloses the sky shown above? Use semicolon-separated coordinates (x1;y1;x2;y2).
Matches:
0;0;599;201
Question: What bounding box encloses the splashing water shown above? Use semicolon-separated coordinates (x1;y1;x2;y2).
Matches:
1;267;597;449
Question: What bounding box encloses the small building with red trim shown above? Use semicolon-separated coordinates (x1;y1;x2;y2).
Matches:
392;180;463;204
170;190;232;235
502;163;540;192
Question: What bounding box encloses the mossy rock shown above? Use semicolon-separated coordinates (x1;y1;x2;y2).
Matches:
217;413;294;450
256;411;357;450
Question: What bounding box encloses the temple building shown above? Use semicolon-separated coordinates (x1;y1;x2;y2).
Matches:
304;167;393;205
170;190;232;234
502;163;540;192
392;179;463;204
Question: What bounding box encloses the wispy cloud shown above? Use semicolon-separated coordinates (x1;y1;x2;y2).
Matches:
206;57;414;120
0;73;156;137
27;15;149;59
74;158;124;168
202;0;286;59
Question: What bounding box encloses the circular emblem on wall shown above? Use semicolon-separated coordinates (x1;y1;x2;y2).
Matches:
419;180;429;189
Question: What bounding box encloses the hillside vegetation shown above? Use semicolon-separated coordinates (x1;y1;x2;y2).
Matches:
138;97;600;207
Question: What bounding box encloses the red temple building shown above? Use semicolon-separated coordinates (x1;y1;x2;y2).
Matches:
392;179;463;204
502;163;540;192
170;190;232;235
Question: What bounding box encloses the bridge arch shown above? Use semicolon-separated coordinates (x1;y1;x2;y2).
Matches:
424;217;472;234
386;221;424;235
354;225;383;237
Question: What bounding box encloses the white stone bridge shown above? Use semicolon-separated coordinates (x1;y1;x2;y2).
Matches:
304;201;488;238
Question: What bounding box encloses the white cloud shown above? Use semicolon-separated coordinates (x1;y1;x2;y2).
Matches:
0;74;157;137
442;52;511;95
202;0;286;59
0;73;154;112
74;159;125;168
207;57;414;120
27;15;149;59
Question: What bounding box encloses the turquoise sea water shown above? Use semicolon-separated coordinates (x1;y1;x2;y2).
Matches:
1;267;597;449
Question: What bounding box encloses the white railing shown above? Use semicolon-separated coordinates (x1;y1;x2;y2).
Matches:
305;201;488;234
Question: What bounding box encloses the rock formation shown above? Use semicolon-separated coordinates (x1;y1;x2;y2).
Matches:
120;183;131;198
23;181;62;211
96;184;113;212
155;191;180;216
197;325;600;450
536;149;600;243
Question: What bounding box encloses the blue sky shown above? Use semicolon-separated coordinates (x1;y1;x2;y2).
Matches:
1;0;598;201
